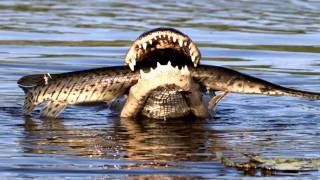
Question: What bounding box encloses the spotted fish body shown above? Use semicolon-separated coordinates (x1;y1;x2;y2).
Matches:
21;66;139;117
190;65;320;100
19;64;320;118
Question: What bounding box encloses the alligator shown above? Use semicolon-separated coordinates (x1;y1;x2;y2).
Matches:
18;27;320;119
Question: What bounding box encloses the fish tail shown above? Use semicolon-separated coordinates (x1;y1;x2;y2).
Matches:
278;86;320;100
242;79;320;100
194;65;320;100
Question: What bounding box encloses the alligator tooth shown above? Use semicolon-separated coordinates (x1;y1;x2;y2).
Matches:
185;65;189;72
179;39;183;47
190;50;195;56
191;55;196;62
180;67;185;75
189;49;194;57
181;66;188;75
132;58;136;66
148;39;152;45
140;69;145;78
129;62;135;71
193;57;198;67
167;61;172;67
179;69;183;75
175;66;179;71
153;36;157;40
182;66;190;75
173;36;177;42
184;41;188;46
157;62;161;68
142;42;147;50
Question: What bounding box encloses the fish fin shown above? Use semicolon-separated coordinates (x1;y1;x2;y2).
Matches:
41;101;67;118
208;91;229;110
23;91;36;115
17;73;57;93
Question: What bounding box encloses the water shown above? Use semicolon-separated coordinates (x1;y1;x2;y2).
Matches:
0;0;319;178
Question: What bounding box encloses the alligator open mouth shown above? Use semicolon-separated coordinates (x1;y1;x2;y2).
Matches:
125;27;201;71
122;28;204;119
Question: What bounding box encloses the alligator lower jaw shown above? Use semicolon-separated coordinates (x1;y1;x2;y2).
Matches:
120;62;208;119
125;28;201;71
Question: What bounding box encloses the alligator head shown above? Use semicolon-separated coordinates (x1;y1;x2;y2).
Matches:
121;28;208;119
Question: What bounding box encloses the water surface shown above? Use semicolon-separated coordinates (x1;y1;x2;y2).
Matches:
0;0;319;178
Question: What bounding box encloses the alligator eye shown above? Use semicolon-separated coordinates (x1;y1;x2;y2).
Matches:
125;27;201;71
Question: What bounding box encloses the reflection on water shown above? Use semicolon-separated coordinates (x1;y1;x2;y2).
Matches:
22;115;227;162
0;0;320;178
16;113;233;178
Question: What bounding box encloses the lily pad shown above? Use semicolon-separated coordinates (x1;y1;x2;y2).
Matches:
216;152;320;172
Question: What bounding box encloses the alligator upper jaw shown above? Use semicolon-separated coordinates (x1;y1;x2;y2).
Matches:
125;27;201;71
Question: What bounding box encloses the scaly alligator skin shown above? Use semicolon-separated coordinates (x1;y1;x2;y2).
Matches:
18;27;320;119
